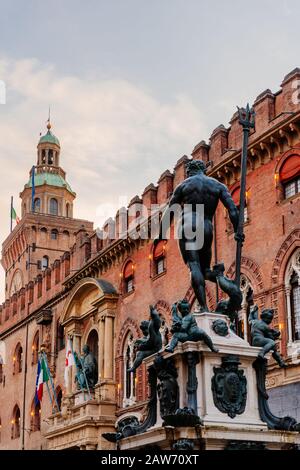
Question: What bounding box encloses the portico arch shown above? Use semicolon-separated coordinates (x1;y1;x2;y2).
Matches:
61;277;118;391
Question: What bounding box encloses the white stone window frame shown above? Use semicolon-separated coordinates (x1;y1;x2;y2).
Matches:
284;249;300;360
123;333;137;408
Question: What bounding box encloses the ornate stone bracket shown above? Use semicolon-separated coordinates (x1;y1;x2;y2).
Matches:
253;357;300;432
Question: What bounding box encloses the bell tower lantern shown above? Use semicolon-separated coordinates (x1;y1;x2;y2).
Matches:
37;121;61;167
20;120;76;218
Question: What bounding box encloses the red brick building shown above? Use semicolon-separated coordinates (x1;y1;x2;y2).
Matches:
0;68;300;449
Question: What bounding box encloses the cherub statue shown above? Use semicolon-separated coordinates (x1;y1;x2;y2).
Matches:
128;305;162;372
249;305;287;368
165;299;219;353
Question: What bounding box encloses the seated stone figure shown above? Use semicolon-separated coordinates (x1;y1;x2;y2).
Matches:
249;305;287;368
128;305;162;372
165;299;219;353
74;344;98;389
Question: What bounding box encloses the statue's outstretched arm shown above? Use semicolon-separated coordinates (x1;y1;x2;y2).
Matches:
220;184;239;233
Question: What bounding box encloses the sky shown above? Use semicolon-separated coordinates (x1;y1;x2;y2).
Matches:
0;0;299;298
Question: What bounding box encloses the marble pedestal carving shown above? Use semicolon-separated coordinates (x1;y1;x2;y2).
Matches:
117;313;300;451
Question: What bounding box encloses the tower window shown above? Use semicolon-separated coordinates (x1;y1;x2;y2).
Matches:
42;150;46;164
48;149;53;165
51;229;58;240
66;203;70;218
49;198;58;216
33;198;41;213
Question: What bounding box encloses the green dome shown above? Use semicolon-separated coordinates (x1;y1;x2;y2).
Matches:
26;172;75;195
39;130;60;146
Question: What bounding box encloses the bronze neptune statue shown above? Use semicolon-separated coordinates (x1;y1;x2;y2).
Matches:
156;160;242;316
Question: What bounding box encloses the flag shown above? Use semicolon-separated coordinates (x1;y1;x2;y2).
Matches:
31;166;35;212
11;206;20;224
34;357;49;405
64;338;75;387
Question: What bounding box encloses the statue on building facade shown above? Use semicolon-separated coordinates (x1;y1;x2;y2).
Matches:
156;159;243;316
165;300;219;353
74;344;98;389
128;305;162;372
249;305;287;368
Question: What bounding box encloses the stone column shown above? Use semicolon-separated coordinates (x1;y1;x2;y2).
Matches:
72;334;81;393
285;286;292;345
103;315;114;380
98;316;105;382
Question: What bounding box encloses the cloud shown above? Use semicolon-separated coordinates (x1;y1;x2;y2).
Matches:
0;56;208;298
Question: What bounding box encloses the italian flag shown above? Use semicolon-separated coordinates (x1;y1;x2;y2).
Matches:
11;206;20;224
34;357;49;405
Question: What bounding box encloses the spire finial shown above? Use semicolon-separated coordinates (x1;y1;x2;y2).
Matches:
47;106;51;130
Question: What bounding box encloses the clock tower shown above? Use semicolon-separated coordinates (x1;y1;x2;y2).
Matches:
1;120;93;299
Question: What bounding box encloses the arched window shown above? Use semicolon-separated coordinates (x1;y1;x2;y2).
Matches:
152;241;166;276
42;256;49;271
291;270;300;341
66;203;70;218
48;149;53;165
56;386;62;411
30;400;40;432
11;405;21;439
13;343;23;374
41;149;46;164
285;250;300;349
49;198;58;216
51;229;58;240
123;333;136;407
34;198;41;213
56;321;65;352
123;261;134;294
279;155;300;199
32;332;39;365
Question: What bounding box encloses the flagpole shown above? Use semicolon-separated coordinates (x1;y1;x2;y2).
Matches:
42;351;60;412
37;353;54;410
10;196;13;233
31;166;35;213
